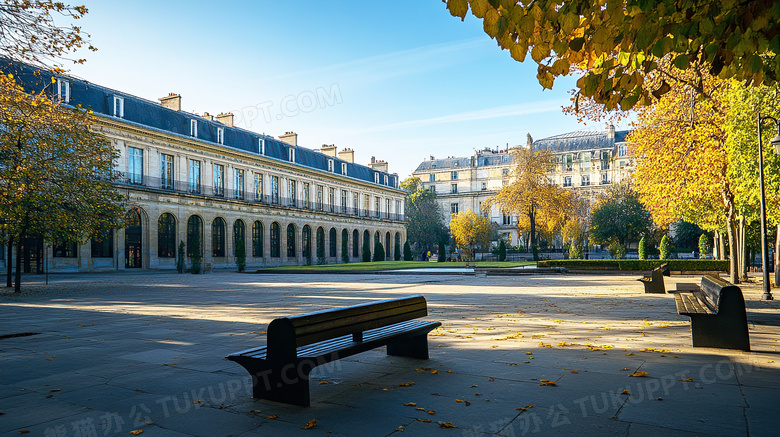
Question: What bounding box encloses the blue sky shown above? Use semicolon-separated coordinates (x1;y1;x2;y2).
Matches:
67;1;628;178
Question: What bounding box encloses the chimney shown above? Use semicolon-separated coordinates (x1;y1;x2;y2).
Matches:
216;112;234;127
368;157;389;173
202;112;214;121
338;148;354;163
320;144;337;157
159;93;181;111
607;124;616;140
279;131;298;146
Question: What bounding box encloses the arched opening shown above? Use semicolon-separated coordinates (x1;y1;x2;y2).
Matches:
395;232;401;260
270;222;280;258
352;229;359;258
316;227;325;262
125;208;142;268
252;221;263;258
158;213;176;258
187;215;203;257
212;217;226;257
329;228;337;257
363;229;370;260
302;225;312;262
341;229;348;261
233;220;246;257
287;224;296;258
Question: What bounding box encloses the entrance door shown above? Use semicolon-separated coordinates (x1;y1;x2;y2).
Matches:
125;209;142;268
21;236;44;274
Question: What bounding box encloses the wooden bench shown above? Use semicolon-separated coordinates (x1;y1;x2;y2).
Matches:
226;295;441;406
673;275;750;350
637;263;669;293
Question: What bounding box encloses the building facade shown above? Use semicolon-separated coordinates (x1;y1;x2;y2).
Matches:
411;127;633;246
5;62;406;272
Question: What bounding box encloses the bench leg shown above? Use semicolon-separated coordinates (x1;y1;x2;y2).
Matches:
387;334;430;359
689;314;750;351
229;358;316;406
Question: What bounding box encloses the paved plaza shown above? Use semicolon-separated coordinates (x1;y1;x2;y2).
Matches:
1;271;779;436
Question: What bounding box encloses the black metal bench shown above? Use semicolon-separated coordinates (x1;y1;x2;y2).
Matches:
226;295;441;406
673;275;750;350
637;263;669;293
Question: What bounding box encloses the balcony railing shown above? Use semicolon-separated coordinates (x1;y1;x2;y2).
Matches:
115;176;405;221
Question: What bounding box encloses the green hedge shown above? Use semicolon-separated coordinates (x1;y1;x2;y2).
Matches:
537;259;729;272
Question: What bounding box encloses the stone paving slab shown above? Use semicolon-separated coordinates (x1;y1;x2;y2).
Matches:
0;271;778;436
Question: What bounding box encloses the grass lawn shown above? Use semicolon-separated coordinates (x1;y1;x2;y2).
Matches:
254;260;535;272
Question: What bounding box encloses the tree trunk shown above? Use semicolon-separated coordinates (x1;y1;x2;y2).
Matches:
14;237;22;293
738;217;748;280
6;236;12;288
528;206;536;248
721;184;738;284
775;224;780;286
713;231;719;259
719;232;726;260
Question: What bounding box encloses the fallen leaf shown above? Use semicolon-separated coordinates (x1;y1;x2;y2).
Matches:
438;422;456;429
620;368;630;371
570;370;579;374
488;377;495;382
464;400;471;406
430;369;438;374
455;399;463;403
49;388;61;393
129;431;143;436
317;381;329;385
446;370;452;373
625;353;634;356
248;409;262;414
192;400;201;404
629;371;649;378
621;389;630;395
403;402;417;406
516;404;534;411
399;382;415;387
539;380;557;386
525;352;533;355
427;410;436;415
266;415;278;419
416;407;425;411
679;378;693;382
416;419;432;423
300;419;317;430
395;426;404;432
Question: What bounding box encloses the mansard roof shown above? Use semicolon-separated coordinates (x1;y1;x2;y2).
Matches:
1;59;398;190
532;129;631;153
413;151;513;172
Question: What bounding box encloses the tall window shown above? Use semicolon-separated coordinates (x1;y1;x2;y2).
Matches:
429;174;435;182
329;228;337;257
212;217;225;257
328;188;335;212
502;214;512;225
160;153;174;190
363;194;369;216
234;169;244;200
128;147;143;185
186;215;202;257
188;160;201;194
328;159;334;172
288;148;295;162
563;176;572;187
384;175;389;185
341;190;347;213
91;229;114;258
396;200;401;217
270;222;280;257
581;175;590;186
385;199;390;217
602;173;608;184
451;171;458;180
617;144;627;157
302;183;310;209
287;224;296;257
451;183;458;194
451;203;459;214
317;185;324;210
271;176;279;204
113;96;124;118
254;173;263;201
288;180;296;206
252;221;263;257
233;220;245;257
190;119;197;137
217;127;224;144
158;213;176;257
374;172;379;184
56;78;70;103
342;162;347;175
213;164;224;197
375;197;380;217
353;193;359;214
53;240;77;257
352;229;359;258
581;153;591;172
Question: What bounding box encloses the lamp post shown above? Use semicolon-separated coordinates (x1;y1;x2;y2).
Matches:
756;113;780;300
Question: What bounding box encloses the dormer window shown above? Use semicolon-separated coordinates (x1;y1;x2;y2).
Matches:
113;96;124;118
56;78;70;103
384;175;388;185
288;147;295;162
342;163;347;175
217;127;224;144
259;138;265;154
328;159;334;172
190;120;197;137
374;172;379;184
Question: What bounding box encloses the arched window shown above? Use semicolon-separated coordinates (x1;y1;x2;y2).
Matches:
341;229;348;261
125;209;142;268
187;215;202;257
212;217;226;257
385;232;391;259
316;227;325;260
395;232;401;260
352;229;359;258
158;213;176;258
375;231;380;244
270;222;280;257
233;220;245;257
287;224;296;258
329;228;337;257
252;221;263;258
302;225;312;260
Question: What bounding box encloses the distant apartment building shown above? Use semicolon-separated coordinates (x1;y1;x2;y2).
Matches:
3;60;406;272
411;126;633;246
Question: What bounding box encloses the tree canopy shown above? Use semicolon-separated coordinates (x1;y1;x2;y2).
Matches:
589;182;653;250
401;176;449;252
444;0;780;111
0;71;126;291
0;1;96;69
450;208;492;261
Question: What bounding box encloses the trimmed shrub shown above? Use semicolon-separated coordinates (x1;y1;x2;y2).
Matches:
362;239;372;262
659;235;672;259
394;241;401;261
373;242;385;261
498;240;507;262
638;237;647;260
235;235;246;272
532;244;539;261
403;241;412;261
341;238;349;264
537;259;729;272
190;232;202;274
177;241;185;273
438;240;446;263
698;234;711;259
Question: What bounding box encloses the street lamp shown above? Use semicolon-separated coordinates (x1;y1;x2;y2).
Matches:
756;113;780;300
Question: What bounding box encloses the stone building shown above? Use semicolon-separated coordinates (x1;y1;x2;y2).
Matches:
4;62;406;272
411;127;633;246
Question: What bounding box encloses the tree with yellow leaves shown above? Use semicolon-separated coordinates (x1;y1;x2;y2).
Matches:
449;208;492;262
0;70;126;292
483;146;571;250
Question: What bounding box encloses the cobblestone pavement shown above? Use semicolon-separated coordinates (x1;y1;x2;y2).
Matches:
1;271;778;436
